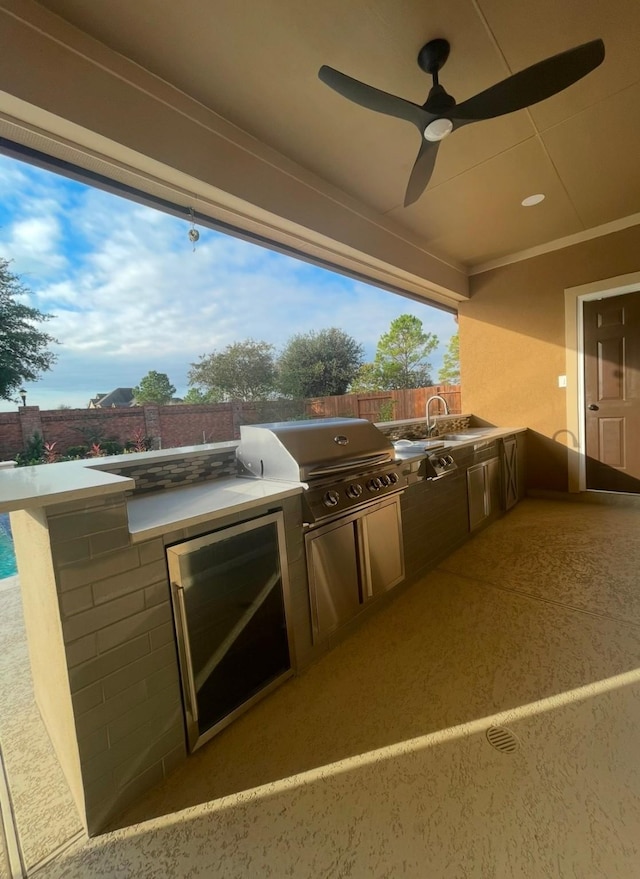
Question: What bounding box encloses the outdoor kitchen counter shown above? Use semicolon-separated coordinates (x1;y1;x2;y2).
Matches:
126;476;304;542
0;441;238;514
391;426;527;462
0;459;134;513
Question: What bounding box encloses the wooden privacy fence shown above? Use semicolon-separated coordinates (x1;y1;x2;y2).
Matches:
305;384;461;422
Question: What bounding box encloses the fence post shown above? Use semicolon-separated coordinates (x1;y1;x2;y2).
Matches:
19;406;43;449
143;405;162;449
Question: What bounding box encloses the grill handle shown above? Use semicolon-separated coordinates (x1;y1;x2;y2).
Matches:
306;453;391;478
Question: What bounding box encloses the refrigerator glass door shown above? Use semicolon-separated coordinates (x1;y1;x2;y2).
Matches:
168;511;292;750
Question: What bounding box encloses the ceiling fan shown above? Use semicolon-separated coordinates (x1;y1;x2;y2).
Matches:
319;38;605;207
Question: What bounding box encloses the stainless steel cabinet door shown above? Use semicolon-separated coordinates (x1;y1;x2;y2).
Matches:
306;518;361;643
360;497;404;598
467;462;487;531
468;458;501;530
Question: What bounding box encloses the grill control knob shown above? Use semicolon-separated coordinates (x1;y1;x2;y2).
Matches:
346;483;363;499
379;474;391;487
388;472;399;484
323;490;340;507
367;477;382;491
438;457;448;468
445;455;454;465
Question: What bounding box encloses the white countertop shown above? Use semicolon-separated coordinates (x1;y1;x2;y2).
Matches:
392;427;526;461
0;441;237;514
126;477;304;542
0;461;133;513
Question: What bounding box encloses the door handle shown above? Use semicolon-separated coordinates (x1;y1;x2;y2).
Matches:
587;404;599;411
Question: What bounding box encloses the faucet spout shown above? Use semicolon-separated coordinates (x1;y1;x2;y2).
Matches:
426;394;450;434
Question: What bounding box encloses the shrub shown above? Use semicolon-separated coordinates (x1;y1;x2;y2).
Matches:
16;432;45;466
64;445;89;459
100;440;125;456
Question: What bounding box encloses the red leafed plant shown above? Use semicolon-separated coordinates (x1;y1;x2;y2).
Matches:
43;441;58;464
87;442;103;458
128;428;148;453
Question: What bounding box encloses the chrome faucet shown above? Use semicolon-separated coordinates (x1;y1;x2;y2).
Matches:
426;395;449;435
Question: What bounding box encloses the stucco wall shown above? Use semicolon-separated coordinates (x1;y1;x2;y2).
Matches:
458;225;640;491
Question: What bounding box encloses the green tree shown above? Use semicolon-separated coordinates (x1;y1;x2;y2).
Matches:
0;257;58;401
277;328;363;398
361;314;438;390
349;361;384;393
181;387;221;404
438;332;460;384
133;370;176;404
188;339;276;401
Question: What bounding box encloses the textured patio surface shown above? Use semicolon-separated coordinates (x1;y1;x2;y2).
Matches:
1;498;640;877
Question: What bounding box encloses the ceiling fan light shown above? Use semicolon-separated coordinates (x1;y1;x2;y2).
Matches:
424;118;453;142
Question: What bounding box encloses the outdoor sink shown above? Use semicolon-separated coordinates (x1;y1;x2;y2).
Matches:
442;429;495;442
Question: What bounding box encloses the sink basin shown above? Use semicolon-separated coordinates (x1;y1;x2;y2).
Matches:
442;429;494;442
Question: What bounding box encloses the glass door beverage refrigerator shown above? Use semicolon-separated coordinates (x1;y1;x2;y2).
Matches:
167;511;294;751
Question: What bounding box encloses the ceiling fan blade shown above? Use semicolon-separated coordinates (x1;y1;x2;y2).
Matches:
404;139;440;207
451;39;605;122
319;65;430;133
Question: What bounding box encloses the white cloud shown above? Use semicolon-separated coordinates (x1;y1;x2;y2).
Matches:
5;215;67;274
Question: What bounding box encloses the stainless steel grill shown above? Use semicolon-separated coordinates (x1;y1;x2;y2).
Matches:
236;417;408;523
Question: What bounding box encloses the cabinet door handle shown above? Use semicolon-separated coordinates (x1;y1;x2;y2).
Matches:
587;403;599;411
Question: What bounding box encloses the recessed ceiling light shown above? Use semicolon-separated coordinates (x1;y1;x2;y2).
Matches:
521;193;545;207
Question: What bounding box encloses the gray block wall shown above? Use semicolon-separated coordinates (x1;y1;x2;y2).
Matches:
45;492;185;834
36;487;312;835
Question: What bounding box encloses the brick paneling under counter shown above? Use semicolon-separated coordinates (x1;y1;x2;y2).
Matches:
45;493;186;835
36;484;313;835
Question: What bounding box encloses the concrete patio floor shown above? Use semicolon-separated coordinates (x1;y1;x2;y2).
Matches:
1;497;640;877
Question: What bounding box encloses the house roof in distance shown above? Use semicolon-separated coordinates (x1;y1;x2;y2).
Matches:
88;388;136;408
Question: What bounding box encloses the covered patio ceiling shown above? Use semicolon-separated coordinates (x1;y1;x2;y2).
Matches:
0;0;639;304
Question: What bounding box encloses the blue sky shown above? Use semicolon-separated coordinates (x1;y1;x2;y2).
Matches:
0;153;457;411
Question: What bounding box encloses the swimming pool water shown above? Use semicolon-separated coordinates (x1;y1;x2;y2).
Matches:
0;514;17;579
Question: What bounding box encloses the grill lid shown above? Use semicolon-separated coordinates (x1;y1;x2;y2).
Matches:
237;418;395;482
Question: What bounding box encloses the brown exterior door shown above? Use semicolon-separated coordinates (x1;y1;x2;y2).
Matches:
584;291;640;492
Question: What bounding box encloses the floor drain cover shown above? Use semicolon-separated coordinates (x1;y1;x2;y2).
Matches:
486;726;519;754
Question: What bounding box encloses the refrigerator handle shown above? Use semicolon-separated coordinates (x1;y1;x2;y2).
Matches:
171;581;199;723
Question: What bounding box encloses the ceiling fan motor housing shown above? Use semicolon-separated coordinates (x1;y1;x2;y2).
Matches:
423;83;456;114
